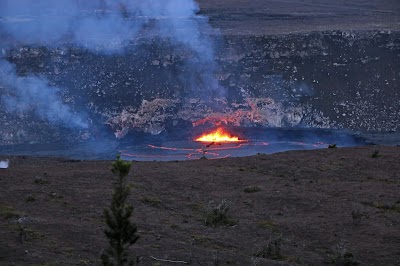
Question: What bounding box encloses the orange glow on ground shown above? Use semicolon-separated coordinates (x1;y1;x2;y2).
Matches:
195;127;244;142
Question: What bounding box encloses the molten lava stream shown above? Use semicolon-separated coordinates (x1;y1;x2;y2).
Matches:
195;127;245;143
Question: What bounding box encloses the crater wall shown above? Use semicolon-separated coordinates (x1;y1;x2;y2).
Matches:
0;30;399;144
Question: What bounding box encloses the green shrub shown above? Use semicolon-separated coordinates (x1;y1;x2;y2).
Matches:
331;243;359;265
371;150;380;158
244;186;262;193
257;220;277;231
0;203;20;219
204;199;236;227
101;155;139;266
26;194;35;202
140;197;161;207
34;176;49;185
254;235;283;260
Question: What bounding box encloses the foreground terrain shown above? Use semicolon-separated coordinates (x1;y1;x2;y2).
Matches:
0;146;399;265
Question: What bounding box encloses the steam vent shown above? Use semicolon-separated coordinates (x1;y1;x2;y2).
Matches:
0;0;399;149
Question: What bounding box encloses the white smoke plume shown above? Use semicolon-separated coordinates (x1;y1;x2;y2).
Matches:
0;0;221;128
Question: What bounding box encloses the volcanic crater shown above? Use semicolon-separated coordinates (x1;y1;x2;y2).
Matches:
0;0;400;265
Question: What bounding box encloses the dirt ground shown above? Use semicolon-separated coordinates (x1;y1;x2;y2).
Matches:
0;146;399;265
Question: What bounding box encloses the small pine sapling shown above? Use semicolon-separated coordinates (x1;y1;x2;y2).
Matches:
101;155;139;266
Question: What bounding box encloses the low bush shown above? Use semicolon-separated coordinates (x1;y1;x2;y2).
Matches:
244;186;262;193
254;235;284;260
204;199;236;227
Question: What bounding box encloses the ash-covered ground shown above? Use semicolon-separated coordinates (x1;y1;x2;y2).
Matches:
1;146;399;265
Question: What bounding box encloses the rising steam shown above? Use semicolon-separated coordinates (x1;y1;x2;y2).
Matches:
0;0;220;128
0;60;88;128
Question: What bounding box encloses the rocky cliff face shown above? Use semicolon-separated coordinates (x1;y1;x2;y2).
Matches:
0;30;399;145
218;31;400;131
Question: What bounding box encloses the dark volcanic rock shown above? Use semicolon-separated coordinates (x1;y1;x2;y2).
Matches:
0;30;399;145
223;31;400;131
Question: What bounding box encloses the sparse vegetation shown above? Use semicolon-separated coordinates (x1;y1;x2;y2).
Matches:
254;235;284;260
79;260;92;266
243;186;262;193
328;144;337;148
101;155;139;266
257;220;277;231
24;227;45;241
1;147;399;264
331;243;359;265
204;199;236;227
371;149;380;158
238;165;265;174
188;202;204;211
212;251;220;266
34;175;49;185
25;194;35;202
361;201;400;213
351;207;368;225
191;234;213;245
140;197;161;207
17;223;45;243
0;203;20;219
169;224;180;230
250;256;261;266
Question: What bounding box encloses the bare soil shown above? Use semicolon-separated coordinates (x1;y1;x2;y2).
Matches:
0;146;399;265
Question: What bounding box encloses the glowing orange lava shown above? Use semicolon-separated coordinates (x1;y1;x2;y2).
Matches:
195;127;243;142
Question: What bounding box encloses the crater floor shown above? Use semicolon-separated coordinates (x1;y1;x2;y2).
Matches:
198;0;400;35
